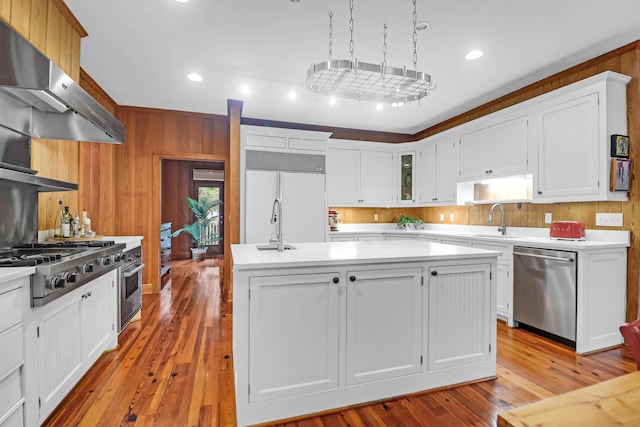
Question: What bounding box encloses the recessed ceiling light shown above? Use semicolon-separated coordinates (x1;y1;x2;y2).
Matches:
288;90;297;101
465;49;484;60
240;84;250;95
329;96;337;106
375;103;384;111
415;21;429;31
175;0;190;3
187;73;203;82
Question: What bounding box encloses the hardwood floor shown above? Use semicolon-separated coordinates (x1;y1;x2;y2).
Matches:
43;259;637;427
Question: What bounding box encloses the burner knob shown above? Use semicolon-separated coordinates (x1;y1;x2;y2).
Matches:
61;271;77;283
80;263;94;273
98;256;111;266
48;275;66;289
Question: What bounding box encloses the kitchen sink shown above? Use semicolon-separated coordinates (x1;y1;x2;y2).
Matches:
255;244;297;251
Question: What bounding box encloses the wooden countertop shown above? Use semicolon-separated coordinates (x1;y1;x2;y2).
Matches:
498;371;640;426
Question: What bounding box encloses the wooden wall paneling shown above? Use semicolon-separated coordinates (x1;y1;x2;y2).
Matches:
0;3;11;23
44;1;60;62
10;0;31;38
227;100;242;300
28;0;47;53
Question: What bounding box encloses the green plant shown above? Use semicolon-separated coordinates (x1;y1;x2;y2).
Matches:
171;197;223;249
396;215;414;228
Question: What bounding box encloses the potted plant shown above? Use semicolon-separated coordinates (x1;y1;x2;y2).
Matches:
171;197;222;261
396;215;425;230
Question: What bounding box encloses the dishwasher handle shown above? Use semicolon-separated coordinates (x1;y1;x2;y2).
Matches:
514;252;574;263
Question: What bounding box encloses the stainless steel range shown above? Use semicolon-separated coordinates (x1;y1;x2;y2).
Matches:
0;240;126;306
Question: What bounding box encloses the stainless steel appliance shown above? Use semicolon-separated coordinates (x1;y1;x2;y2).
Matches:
0;240;125;306
513;246;578;344
119;246;143;332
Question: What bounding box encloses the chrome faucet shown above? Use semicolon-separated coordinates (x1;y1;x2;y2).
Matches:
488;203;507;235
269;198;284;251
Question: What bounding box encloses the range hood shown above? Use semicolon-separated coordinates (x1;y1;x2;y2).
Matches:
0;19;125;144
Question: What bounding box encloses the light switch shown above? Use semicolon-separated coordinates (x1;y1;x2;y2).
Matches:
440;213;444;221
374;214;378;222
449;213;455;222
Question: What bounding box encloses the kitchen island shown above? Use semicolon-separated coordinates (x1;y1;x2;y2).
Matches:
231;240;500;426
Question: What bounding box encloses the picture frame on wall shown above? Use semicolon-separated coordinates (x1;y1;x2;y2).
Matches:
610;158;632;191
611;134;630;158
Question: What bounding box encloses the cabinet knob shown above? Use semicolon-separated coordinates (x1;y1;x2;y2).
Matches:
349;275;356;282
538;191;543;195
332;277;339;284
431;271;438;276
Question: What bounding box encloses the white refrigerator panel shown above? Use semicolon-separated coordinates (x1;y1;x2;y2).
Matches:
245;170;326;244
245;170;278;244
281;172;326;243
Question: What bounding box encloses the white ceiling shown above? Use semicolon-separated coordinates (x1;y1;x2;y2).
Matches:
64;0;640;135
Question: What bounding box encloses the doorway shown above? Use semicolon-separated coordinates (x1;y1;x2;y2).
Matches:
192;167;225;256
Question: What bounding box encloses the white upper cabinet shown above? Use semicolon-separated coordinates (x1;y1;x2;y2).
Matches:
459;116;529;181
533;71;630;202
418;139;457;204
327;142;394;206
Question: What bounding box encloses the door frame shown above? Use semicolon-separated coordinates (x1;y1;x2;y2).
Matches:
191;167;225;256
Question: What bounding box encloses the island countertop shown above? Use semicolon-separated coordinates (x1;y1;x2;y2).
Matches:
231;240;501;270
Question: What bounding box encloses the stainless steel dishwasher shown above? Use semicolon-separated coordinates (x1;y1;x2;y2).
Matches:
513;246;577;343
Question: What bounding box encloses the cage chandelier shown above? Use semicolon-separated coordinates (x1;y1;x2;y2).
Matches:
305;0;435;105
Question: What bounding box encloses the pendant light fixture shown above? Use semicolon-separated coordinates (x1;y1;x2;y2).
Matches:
305;0;436;105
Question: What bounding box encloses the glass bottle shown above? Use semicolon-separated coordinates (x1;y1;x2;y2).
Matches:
54;197;63;237
61;206;72;238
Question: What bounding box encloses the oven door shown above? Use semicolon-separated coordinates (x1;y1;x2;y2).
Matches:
120;261;144;331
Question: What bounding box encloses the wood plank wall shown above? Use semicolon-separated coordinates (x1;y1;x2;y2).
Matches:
116;107;229;292
333;41;640;322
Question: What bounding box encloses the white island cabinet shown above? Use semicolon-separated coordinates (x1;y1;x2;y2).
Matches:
232;240;499;426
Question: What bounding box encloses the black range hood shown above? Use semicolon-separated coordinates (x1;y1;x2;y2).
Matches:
0;19;125;144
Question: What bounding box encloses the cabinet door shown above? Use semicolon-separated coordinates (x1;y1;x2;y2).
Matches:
418;144;437;203
435;140;457;203
80;272;116;365
249;273;340;403
427;263;492;371
398;152;415;203
459;127;493;179
38;298;82;418
360;150;394;204
326;148;360;205
346;268;422;385
537;93;599;198
496;263;510;319
492;117;528;176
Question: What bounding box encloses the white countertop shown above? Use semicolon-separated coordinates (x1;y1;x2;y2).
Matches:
330;224;630;251
102;235;144;251
232;240;501;270
0;267;35;283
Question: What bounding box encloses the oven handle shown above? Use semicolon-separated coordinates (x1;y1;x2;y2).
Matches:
122;264;146;278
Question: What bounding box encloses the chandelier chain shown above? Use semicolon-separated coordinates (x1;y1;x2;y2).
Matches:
328;12;333;62
349;0;354;64
412;0;418;72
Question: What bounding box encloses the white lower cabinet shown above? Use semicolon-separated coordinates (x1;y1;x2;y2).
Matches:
235;257;497;426
32;270;118;422
346;268;422;385
427;263;492;371
471;242;513;324
248;272;340;403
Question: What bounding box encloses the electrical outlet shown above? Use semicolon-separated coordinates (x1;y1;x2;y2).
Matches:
449;213;455;222
374;213;378;222
595;213;623;227
440;213;444;221
545;213;552;224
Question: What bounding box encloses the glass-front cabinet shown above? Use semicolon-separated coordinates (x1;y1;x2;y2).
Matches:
398;151;415;204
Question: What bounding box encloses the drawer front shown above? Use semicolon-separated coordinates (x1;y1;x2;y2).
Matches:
0;369;22;422
0;287;22;334
0;328;23;381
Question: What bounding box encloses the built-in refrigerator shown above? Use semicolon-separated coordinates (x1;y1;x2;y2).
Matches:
243;150;327;244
